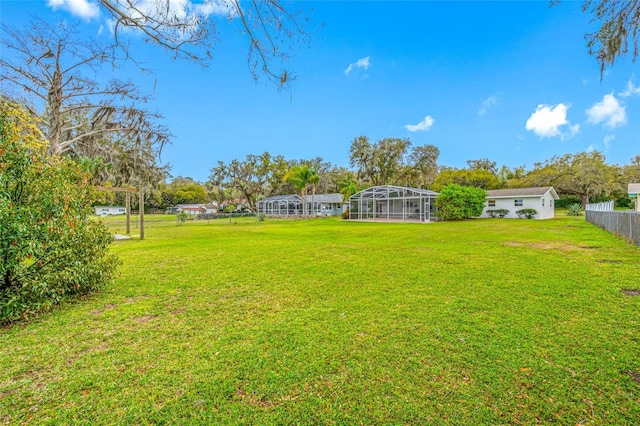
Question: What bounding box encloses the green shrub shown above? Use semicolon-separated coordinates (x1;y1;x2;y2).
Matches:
0;104;118;324
565;203;583;216
257;213;266;221
176;211;188;224
515;208;537;219
555;197;582;209
616;197;631;208
486;209;509;218
341;208;350;220
435;184;487;220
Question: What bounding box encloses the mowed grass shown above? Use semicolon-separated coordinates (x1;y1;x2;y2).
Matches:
1;215;640;424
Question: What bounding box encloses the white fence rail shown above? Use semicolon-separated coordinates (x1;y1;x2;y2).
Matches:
585;200;614;212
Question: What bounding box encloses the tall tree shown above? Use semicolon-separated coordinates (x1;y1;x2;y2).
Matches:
0;19;170;158
510;151;622;204
284;164;317;217
406;144;440;188
70;0;312;86
349;136;438;187
580;0;640;76
208;152;283;212
162;177;209;206
432;168;502;191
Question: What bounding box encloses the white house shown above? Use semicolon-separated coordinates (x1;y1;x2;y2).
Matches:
628;183;640;211
94;206;127;216
481;187;559;220
167;203;218;216
309;193;348;216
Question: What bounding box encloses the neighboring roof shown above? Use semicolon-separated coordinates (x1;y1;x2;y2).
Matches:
487;186;559;200
258;194;303;204
628;183;640;195
180;206;206;212
350;185;438;201
95;205;126;209
310;193;343;204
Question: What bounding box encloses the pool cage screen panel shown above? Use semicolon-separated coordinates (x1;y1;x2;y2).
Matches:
257;194;303;217
349;185;438;222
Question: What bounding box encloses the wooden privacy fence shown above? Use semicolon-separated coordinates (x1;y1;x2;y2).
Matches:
586;209;640;246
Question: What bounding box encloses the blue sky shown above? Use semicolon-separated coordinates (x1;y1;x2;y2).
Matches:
2;0;640;182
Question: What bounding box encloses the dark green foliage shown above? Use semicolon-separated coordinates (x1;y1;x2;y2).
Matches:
435;184;487;220
486;209;509;218
341;208;350;219
0;111;118;324
555;197;583;209
565;203;583;216
516;208;538;219
616;197;631;208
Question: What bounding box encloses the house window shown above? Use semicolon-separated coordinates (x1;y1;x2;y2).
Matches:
514;199;523;207
488;200;496;207
542;199;545;207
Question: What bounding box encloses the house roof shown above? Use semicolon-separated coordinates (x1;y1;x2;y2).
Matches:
628;183;640;195
310;193;343;203
259;194;303;204
487;186;559;199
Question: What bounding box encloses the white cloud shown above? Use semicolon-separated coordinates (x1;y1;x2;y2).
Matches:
345;57;371;76
478;95;499;116
586;144;595;153
195;0;235;17
405;115;435;132
586;93;626;128
47;0;100;19
525;103;577;139
603;134;615;151
620;80;640;98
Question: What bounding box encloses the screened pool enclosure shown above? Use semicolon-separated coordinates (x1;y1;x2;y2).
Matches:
257;194;303;217
349;185;439;222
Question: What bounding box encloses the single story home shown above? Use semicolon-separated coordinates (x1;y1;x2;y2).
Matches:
94;206;126;216
628;183;640;211
167;203;218;216
481;186;559;219
310;193;348;216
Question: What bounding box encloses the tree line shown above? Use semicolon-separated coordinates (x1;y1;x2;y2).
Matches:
151;137;639;213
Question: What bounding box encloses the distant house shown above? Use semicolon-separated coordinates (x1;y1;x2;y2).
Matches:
308;193;347;216
628;183;640;211
167;203;218;216
94;206;126;216
482;187;559;220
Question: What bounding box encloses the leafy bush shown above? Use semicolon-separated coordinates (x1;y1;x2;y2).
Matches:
435;184;487;220
0;102;118;324
341;208;350;220
555;197;582;209
616;197;631;208
515;208;537;219
257;213;266;221
565;203;583;216
486;209;509;218
176;211;188;224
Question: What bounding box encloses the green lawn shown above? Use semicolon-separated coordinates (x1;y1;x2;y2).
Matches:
2;215;640;424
